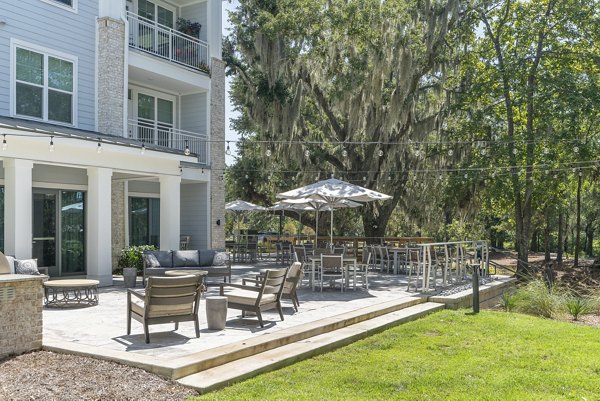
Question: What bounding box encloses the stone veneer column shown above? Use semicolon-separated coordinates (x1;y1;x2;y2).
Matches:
97;16;125;136
111;181;127;271
210;58;226;250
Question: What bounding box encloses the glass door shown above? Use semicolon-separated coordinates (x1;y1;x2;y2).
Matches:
33;191;57;275
33;189;86;277
137;92;174;146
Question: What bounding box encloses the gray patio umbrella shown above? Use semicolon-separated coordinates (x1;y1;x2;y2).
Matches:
270;201;314;241
279;197;362;246
277;178;392;245
225;200;267;242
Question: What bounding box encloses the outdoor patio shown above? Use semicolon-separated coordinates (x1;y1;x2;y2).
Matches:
42;258;419;360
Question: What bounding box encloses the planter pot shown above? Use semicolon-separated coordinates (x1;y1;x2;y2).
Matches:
123;267;137;288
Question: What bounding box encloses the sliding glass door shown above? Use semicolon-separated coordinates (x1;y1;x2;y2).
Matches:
33;189;85;277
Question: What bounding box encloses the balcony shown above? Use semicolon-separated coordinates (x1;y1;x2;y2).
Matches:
127;11;210;73
127;119;208;165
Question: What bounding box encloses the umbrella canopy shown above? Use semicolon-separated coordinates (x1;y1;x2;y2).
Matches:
225;200;267;241
279;197;362;246
277;178;392;204
277;179;391;245
269;202;315;241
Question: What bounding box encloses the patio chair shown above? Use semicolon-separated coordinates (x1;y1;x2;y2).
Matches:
220;268;288;327
127;275;203;344
348;250;371;290
281;262;303;311
319;254;345;292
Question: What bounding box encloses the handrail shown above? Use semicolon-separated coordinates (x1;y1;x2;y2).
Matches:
127;119;208;164
127;11;209;72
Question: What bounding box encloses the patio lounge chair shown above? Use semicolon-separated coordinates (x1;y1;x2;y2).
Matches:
220;268;288;327
281;262;303;311
127;275;203;344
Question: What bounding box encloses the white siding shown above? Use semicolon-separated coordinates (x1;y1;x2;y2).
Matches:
180;92;207;136
180;182;208;250
0;0;97;130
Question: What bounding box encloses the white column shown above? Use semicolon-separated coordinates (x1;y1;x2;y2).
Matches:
207;0;223;60
160;175;181;250
4;159;33;259
87;167;113;286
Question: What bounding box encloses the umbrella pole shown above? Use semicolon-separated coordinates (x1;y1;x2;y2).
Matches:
330;208;334;248
315;210;319;247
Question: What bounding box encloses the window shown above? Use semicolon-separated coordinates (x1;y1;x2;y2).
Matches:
40;0;77;13
13;43;76;125
129;197;160;247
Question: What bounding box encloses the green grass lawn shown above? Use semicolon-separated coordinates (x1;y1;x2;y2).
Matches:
192;310;600;401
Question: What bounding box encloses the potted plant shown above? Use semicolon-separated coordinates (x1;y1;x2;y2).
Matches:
176;17;201;38
117;245;157;288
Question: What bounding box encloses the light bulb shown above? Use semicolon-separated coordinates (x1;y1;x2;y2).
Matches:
2;134;7;151
245;174;249;179
512;148;518;155
342;149;348;157
573;146;579;153
96;142;102;154
184;141;190;156
49;136;55;152
543;147;549;155
378;150;384;157
448;149;453;156
140;144;145;155
464;173;468;179
266;149;272;157
480;149;486;156
438;174;443;180
362;176;367;181
225;142;231;155
415;149;420;157
304;149;310;158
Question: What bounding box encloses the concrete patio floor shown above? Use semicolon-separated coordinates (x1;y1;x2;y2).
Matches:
42;259;421;360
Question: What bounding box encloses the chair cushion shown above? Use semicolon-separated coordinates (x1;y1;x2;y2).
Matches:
15;259;40;275
224;289;277;306
130;299;193;318
146;251;173;267
142;253;161;268
172;250;200;267
212;251;229;266
199;250;216;267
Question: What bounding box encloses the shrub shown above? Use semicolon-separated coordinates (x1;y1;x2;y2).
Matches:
117;245;157;275
498;290;517;312
513;279;566;319
565;297;596;321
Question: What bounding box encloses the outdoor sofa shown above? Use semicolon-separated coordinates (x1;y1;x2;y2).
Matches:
142;250;231;283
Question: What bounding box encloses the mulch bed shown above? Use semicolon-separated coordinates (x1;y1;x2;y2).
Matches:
0;351;198;401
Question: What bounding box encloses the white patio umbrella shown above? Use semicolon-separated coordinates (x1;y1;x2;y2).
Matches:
277;178;392;245
279;197;362;246
225;200;267;242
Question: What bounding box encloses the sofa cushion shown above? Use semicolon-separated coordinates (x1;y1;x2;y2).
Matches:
173;250;200;267
15;259;40;275
198;250;216;267
212;251;229;266
146;251;173;268
142;253;161;268
5;256;16;274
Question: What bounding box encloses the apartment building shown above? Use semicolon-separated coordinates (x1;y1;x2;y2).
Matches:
0;0;225;285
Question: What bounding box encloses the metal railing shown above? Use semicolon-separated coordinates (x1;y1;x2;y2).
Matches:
127;11;210;72
127;119;208;164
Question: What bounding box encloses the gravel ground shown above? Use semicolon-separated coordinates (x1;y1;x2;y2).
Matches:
0;351;198;401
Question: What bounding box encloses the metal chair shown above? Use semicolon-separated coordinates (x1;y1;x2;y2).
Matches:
319;254;345;292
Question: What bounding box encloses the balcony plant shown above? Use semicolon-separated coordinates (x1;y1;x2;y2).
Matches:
117;245;157;287
176;17;201;38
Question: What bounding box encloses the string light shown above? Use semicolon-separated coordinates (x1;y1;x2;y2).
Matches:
184;140;190;156
378;149;384;157
49;136;55;152
512;148;518;155
574;146;579;153
305;149;310;158
342;149;348;157
266;148;272;157
447;149;453;156
2;134;6;151
226;141;231;155
96;141;102;154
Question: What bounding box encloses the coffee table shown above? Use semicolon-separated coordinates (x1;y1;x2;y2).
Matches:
44;279;99;307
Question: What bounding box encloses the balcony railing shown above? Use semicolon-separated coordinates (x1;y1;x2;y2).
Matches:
127;11;210;73
128;119;208;165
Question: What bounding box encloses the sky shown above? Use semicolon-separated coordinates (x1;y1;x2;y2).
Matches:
222;0;240;166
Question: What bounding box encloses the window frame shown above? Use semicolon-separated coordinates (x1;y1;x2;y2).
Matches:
40;0;78;14
10;39;78;127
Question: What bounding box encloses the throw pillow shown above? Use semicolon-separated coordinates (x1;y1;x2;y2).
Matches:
212;251;229;266
142;253;161;268
15;259;40;275
5;256;16;274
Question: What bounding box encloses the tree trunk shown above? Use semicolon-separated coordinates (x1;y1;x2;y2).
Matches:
557;209;564;262
585;222;594;257
564;211;570;254
575;174;582;267
544;211;551;264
